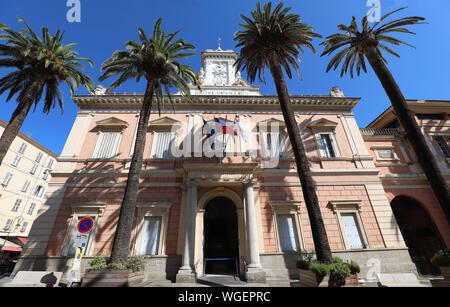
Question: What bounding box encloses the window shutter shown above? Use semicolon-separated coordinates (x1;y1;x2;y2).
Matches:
21;180;30;192
277;214;299;252
315;134;326;157
2;173;13;186
278;133;288;158
94;132;121;158
141;216;162;255
341;213;364;249
329;133;340;157
152;132;174;158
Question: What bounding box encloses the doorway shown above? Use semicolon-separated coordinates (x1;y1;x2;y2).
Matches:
391;195;446;275
203;197;239;275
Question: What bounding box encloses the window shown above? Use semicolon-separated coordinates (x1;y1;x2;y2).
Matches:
21;180;31;192
12;199;22;212
151;132;175;159
4;219;13;231
341;213;365;249
11;155;21;167
92;132;122;159
20;221;28;233
372;146;399;161
277;214;300;252
135;202;172;256
316;133;340;158
33;185;45;197
42;169;50;180
67;216;96;256
30;164;38;175
140;216;162;255
1;172;13;186
434;136;450;158
47;159;54;169
27;203;36;215
264;132;288;158
61;202;105;256
18;142;27;154
329;200;369;250
269;200;304;253
35;152;43;163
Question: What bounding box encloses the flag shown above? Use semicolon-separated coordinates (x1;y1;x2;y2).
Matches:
234;116;248;142
203;118;216;149
214;117;238;136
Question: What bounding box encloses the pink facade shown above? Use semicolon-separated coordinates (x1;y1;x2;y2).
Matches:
14;48;449;285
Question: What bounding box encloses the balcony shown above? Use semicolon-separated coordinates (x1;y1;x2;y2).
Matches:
360;128;400;137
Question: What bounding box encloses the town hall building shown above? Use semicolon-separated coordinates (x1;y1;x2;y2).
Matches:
12;45;450;286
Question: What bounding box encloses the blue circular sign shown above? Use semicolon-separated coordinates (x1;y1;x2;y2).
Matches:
77;217;94;233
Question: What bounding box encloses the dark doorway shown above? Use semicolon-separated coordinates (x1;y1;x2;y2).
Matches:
203;197;239;275
391;196;446;276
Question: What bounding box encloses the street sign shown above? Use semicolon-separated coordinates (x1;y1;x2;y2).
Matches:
77;217;94;234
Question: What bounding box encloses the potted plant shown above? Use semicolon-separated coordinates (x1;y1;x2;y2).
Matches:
310;262;330;286
81;255;145;287
294;250;320;287
430;248;450;281
344;260;361;286
328;257;351;287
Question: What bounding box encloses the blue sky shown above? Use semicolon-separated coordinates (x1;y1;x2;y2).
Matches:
1;0;450;154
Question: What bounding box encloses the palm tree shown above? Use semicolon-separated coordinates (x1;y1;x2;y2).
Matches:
321;7;450;223
234;2;333;263
99;18;199;264
0;17;94;165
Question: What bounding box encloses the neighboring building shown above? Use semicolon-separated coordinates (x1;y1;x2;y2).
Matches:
12;46;449;285
0;119;57;262
362;101;450;276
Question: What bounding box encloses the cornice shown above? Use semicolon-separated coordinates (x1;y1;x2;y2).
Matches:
73;94;361;111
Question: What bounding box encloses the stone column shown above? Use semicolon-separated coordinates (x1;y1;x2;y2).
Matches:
244;180;266;283
176;179;198;283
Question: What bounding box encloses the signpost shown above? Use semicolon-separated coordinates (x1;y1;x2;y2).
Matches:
67;217;95;287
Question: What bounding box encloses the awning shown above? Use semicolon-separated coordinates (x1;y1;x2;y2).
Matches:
0;239;22;252
17;237;27;245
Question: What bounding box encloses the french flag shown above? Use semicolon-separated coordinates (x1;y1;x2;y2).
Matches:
214;117;238;136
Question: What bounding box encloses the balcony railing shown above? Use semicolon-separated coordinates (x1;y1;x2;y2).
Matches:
360;128;400;136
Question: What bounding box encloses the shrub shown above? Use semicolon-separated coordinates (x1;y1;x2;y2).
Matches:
296;258;310;271
88;255;108;271
431;249;450;267
88;255;145;272
328;261;351;287
125;256;145;272
309;262;330;283
346;260;361;275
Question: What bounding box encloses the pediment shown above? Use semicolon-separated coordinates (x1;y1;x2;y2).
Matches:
148;117;181;127
308;118;338;131
95;117;129;129
257;118;286;131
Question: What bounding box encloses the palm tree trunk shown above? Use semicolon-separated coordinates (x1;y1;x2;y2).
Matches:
268;53;333;263
0;77;46;166
110;80;156;264
365;45;450;224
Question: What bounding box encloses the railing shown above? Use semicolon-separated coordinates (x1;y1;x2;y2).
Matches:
360;128;400;136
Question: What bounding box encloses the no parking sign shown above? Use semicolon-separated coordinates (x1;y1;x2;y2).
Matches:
77;217;94;234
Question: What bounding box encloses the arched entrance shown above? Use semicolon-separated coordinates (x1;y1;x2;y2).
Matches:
203;197;239;275
391;196;446;275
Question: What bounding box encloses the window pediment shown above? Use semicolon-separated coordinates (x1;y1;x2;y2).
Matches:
308;118;338;132
149;117;182;131
95;117;129;130
257;118;286;132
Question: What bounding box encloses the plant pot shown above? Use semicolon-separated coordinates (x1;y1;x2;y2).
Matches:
81;269;143;287
297;269;319;287
440;267;450;281
344;274;360;287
